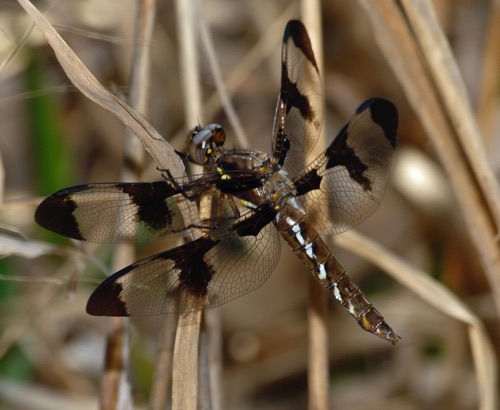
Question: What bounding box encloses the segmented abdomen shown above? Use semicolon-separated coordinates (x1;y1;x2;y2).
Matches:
274;203;400;345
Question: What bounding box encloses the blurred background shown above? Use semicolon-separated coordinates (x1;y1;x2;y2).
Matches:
0;0;498;409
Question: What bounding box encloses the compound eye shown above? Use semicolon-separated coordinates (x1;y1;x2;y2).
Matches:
204;123;226;146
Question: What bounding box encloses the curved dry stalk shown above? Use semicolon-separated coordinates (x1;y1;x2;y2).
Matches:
16;0;185;180
358;0;500;339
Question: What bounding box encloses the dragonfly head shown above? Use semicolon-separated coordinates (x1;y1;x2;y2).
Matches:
186;124;226;165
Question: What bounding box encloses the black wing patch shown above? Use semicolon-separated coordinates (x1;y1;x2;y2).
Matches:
272;20;324;177
292;98;398;235
86;236;219;315
325;122;371;191
35;181;203;243
35;191;83;239
86;208;281;316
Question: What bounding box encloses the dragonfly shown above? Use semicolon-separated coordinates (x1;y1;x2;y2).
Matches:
35;20;400;344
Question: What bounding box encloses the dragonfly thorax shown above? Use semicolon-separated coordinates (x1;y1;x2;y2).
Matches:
263;170;296;211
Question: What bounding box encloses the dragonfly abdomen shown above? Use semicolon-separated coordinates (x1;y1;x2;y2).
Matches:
275;203;400;345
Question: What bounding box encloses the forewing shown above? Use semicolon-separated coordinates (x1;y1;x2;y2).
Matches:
86;205;281;315
293;98;398;235
272;20;323;175
35;180;201;243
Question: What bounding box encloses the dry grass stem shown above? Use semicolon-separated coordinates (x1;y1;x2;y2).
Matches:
122;0;157;179
172;310;202;410
307;277;328;410
97;263;132;410
16;0;203;407
357;2;499;407
175;0;202;127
